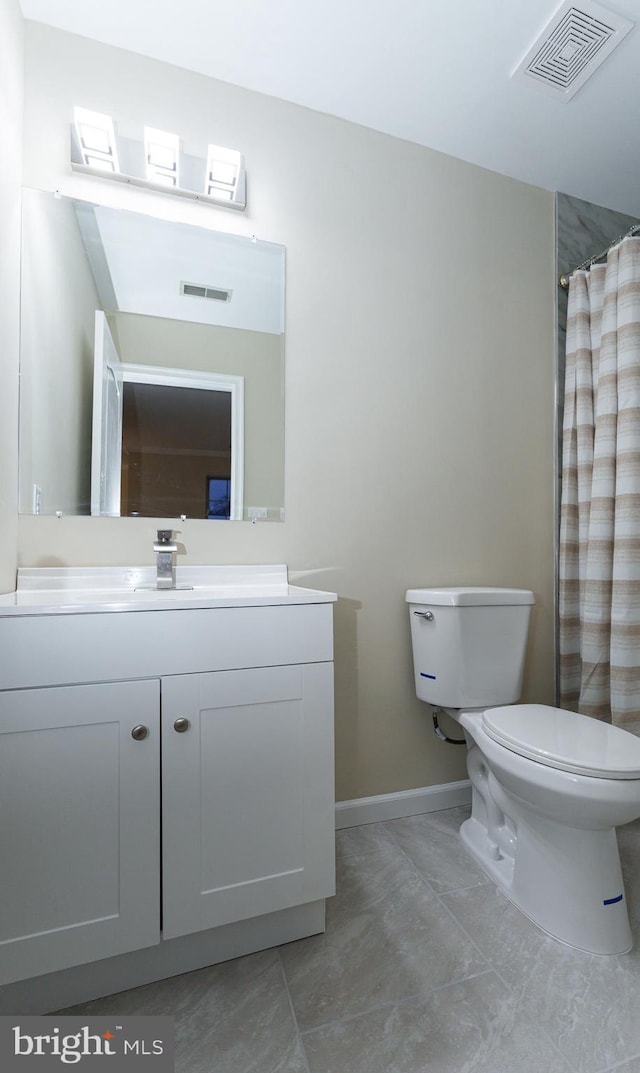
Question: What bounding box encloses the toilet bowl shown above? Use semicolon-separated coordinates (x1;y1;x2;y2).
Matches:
406;586;640;955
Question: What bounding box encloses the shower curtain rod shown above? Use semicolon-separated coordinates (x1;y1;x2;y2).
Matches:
559;220;640;289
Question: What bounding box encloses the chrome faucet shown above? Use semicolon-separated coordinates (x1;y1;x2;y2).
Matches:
153;529;178;589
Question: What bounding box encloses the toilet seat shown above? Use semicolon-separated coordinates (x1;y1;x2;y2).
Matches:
482;704;640;779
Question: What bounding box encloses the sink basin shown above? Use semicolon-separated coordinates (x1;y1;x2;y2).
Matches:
0;565;337;616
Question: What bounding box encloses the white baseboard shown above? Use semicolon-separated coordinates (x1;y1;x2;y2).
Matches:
335;779;471;829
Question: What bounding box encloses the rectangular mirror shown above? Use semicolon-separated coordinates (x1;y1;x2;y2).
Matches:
18;188;285;520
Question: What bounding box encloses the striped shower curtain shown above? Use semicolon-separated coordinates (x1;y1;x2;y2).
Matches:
559;235;640;728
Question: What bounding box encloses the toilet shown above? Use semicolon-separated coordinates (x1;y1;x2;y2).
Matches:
406;586;640;955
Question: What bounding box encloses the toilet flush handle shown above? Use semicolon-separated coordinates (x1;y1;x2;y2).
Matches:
414;610;434;621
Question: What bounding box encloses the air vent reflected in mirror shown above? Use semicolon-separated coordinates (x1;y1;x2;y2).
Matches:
180;281;232;302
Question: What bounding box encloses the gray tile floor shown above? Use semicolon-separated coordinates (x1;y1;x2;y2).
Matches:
59;805;640;1073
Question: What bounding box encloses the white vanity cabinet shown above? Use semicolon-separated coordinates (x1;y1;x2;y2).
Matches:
0;568;336;1003
0;679;161;985
162;664;334;939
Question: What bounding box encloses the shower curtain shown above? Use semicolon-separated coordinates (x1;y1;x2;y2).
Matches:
559;235;640;728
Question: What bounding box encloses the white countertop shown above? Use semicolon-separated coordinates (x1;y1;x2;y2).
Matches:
0;565;337;616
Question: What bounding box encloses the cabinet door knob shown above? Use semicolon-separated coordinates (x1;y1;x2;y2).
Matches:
131;724;149;741
174;717;191;733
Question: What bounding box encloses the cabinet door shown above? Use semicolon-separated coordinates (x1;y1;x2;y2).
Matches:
162;664;335;939
0;680;160;986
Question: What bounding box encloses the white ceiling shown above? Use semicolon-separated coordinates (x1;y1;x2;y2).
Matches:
76;203;285;334
19;0;640;218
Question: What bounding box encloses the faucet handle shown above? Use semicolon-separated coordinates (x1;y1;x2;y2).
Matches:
154;529;178;553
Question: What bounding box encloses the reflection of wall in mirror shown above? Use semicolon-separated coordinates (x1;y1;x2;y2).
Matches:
19;189;99;515
109;312;285;516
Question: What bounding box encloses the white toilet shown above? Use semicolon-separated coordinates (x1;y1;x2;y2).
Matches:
406;585;640;955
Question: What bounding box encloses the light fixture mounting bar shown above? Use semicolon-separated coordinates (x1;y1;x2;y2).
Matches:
69;110;247;212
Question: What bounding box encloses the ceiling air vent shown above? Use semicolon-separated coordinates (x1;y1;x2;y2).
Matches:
180;281;232;302
512;0;634;100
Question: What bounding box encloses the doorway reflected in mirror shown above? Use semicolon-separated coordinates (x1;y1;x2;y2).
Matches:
121;382;233;520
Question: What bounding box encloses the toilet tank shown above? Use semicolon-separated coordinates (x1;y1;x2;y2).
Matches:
406;587;534;708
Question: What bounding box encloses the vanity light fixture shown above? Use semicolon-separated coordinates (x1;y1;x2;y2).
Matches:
206;144;241;201
70;107;247;212
144;126;180;188
73;107;119;173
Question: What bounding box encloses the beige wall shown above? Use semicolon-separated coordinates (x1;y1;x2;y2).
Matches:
17;22;556;801
0;0;23;592
19;190;99;515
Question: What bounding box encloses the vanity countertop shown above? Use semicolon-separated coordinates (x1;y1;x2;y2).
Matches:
0;565;337;617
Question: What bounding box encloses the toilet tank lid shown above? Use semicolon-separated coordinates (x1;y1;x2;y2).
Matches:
405;587;535;606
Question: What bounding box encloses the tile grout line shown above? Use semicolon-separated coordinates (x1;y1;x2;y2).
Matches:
377;817;505;982
423;864;575;1070
295;968;497;1040
386;817;585;1073
275;947;312;1073
338;820;499;973
594;1048;640;1073
332;815;627;1072
374;813;582;1072
296;816;514;1039
282;817;503;1044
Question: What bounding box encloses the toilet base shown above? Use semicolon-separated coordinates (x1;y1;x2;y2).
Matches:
459;809;633;956
460;814;514;890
